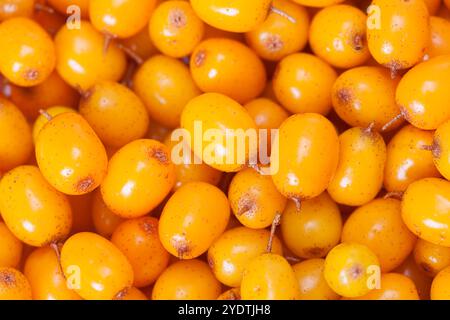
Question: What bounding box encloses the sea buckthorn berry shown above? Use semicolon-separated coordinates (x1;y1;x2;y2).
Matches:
293;259;340;300
48;0;89;18
149;1;204;58
328;126;386;206
89;0;157;38
271;113;340;202
431;119;450;180
35;112;108;196
152;259;221;300
217;288;241;300
402;178;450;246
0;267;32;300
24;246;82;300
101;139;175;218
0;0;34;21
384;125;441;193
208;227;283;287
91;189;124;238
181;93;258;173
367;0;430;74
395;255;432;300
54;21;127;91
0;98;32;172
423;0;442;15
159;182;230;259
431;266;450;299
348;273;419;300
342;198;416;272
414;239;450;277
0;17;55;86
241;253;300;300
245;0;309;61
79;81;150;148
32;106;76;144
228;168;287;229
332;66;401;131
111;216;170;288
324;242;380;298
309;5;370;69
121;25;158;61
272;53;337;115
133;55;201;128
426;17;450;59
164;133;222;191
61;232;134;300
114;287;147;300
396;55;450;130
190;38;267;104
9;71;79;121
0;166;72;247
190;0;271;33
281;192;342;259
291;0;345;7
0;221;23;268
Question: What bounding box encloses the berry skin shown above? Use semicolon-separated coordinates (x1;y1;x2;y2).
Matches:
402;178;450;247
291;0;345;7
293;259;340;300
431;266;450;300
54;21;127;91
0;17;56;87
384;125;441;193
328;127;387;206
159;182;230;259
0;98;32;172
133;55;201;128
246;0;310;61
396;55;450;130
89;0;157;38
217;288;241;300
190;0;272;33
271;113;340;202
32;106;76;144
426;17;450;59
241;253;300;300
324;242;380;298
342;198;417;272
431;119;450;180
332;66;401;131
149;1;204;58
79;81;150;148
60;232;134;300
0;0;34;21
24;246;82;300
91;189;124;238
100;139;175;218
152;259;222;300
0;165;72;247
281;192;342;259
0;221;23;268
414;239;450;277
0;267;32;300
35;112;108;196
190;38;267;104
367;0;430;74
273;53;337;115
111;216;170;288
395;255;432;300
180;93;257;173
228;168;287;229
207;227;283;287
114;287;147;300
309;5;370;69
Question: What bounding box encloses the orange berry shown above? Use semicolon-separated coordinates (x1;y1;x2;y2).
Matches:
114;287;147;300
0;221;23;268
431;119;450;180
101;139;175;218
32;106;76;144
0;165;72;247
273;53;337;115
431;265;450;299
414;239;450;277
91;189;124;238
152;259;221;300
190;38;267;104
426;16;450;59
0;0;34;21
0;267;32;300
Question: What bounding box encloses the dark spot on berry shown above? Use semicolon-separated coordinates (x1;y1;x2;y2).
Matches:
336;88;353;105
237;194;256;217
113;287;130;300
169;8;187;28
76;176;95;193
194;50;206;67
148;147;170;165
431;138;442;159
306;247;325;257
264;34;284;52
24;69;39;81
0;270;15;286
348;264;364;280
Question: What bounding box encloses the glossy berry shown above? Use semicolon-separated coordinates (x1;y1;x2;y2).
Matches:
61;232;134;300
0;221;23;268
32;106;76;144
0;165;72;247
0;17;55;87
35;112;108;195
101;139;175;218
414;239;450;277
0;0;34;21
431;266;450;300
0;267;32;300
431;119;450;180
91;189;124;238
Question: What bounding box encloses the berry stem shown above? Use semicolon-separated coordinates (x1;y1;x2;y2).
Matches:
267;213;282;253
